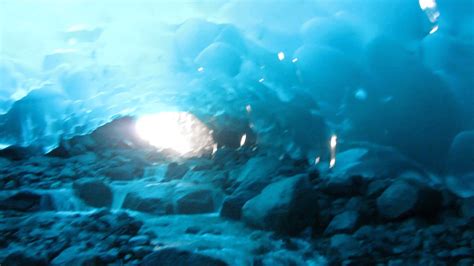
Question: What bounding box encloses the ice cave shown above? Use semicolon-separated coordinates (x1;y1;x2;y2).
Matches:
0;0;473;265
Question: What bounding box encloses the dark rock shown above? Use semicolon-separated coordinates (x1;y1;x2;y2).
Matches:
376;181;417;219
451;247;473;258
73;178;112;208
0;145;42;160
325;211;360;235
132;246;153;258
185;226;200;234
219;191;255;220
165;163;189;180
175;189;215;214
122;192;170;215
102;164;143;180
3;251;48;266
242;174;317;235
141;248;227;266
330;234;362;259
90;116;146;149
376;180;441;219
321;175;364;196
0;191;53;212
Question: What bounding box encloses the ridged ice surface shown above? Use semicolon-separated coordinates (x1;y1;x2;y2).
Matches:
0;0;473;173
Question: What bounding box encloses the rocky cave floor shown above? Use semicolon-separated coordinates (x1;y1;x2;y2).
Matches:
0;120;473;266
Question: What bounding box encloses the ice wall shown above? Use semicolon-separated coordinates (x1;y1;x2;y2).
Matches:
0;0;473;171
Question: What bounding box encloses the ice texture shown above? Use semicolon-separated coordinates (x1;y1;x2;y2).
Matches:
0;0;473;172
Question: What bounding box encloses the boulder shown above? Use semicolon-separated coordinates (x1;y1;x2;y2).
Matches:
165;163;189;181
324;211;360;235
241;174;317;235
102;164;143;181
175;189;215;214
141;248;227;266
73;178;112;208
0;191;53;212
220;191;255;220
122;192;171;215
376;180;441;219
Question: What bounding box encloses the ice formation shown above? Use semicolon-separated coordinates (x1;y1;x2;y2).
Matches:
0;0;473;173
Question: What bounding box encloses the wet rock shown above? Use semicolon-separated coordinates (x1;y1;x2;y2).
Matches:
376;180;441;219
232;156;283;195
330;234;362;259
102;164;143;181
242;174;317;235
175;189;215;214
129;235;150;246
165;162;189;180
122;192;171;215
3;251;48;266
325;210;360;235
220;191;254;220
73;178;112;208
0;190;53;212
141;248;227;266
321;175;365;196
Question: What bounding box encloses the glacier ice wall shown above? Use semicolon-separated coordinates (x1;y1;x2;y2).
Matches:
0;0;473;171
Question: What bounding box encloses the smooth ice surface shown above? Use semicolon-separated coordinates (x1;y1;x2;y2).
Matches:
0;0;473;173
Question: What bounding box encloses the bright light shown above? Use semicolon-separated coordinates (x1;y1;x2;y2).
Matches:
419;0;436;10
240;134;247;147
292;58;298;63
246;105;252;113
330;135;337;149
278;51;285;61
429;25;439;34
315;156;320;164
135;112;215;157
329;135;337;168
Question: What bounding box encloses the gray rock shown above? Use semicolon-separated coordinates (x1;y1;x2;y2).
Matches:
377;181;418;219
330;234;362;259
122;192;171;215
219;191;255;220
242;174;317;235
141;248;227;266
376;180;441;219
165;163;189;180
102;164;143;180
325;211;360;235
176;189;215;214
73;178;112;208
